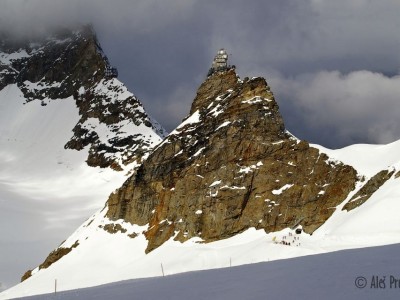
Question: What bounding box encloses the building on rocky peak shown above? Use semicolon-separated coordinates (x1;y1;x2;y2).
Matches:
104;56;118;78
105;65;118;78
208;48;235;76
213;48;228;69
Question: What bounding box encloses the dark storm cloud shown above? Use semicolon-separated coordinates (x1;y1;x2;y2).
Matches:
270;71;400;148
99;0;400;146
1;0;400;145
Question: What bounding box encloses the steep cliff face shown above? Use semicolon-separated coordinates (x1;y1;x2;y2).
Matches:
0;25;165;170
107;69;358;252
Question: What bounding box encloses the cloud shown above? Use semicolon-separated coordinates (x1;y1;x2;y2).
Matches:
270;70;400;147
0;0;197;38
148;84;198;129
2;0;400;144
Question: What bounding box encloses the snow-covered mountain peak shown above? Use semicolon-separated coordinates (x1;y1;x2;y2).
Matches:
0;24;166;294
0;24;166;170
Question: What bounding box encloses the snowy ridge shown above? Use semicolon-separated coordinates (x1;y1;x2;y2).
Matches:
0;32;75;65
0;26;93;92
312;140;400;178
69;77;165;168
1;25;166;169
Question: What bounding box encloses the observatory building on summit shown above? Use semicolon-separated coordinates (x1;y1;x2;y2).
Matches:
208;48;235;76
212;49;228;69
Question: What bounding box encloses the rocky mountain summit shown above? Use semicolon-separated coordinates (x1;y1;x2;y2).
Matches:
0;25;165;170
106;67;361;252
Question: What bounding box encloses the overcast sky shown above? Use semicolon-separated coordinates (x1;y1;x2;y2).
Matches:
1;0;400;291
2;0;400;148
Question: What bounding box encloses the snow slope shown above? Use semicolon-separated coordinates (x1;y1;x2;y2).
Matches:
0;80;163;290
312;140;400;177
18;243;400;300
2;139;399;299
0;83;130;289
0;25;168;292
0;84;129;194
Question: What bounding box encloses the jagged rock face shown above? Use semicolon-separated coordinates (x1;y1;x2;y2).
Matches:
0;25;165;169
107;69;358;252
343;169;394;211
65;77;165;170
0;25;104;99
21;240;79;282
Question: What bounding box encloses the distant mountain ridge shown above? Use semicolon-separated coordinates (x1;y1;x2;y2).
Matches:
0;24;166;294
0;24;166;170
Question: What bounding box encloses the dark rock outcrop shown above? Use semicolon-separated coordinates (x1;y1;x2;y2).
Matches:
343;170;394;211
21;241;79;282
100;223;127;234
1;25;104;100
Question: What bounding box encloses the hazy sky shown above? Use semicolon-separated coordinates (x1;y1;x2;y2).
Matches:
1;0;400;291
2;0;400;148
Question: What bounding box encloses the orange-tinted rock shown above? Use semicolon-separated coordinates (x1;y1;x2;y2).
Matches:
106;70;358;252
